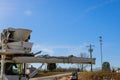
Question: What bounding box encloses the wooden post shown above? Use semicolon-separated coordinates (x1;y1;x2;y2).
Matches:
1;55;5;80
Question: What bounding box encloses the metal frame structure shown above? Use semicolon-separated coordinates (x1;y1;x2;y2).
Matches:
0;28;96;80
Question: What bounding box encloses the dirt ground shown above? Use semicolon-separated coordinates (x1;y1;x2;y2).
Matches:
34;72;80;80
59;77;69;80
59;73;81;80
34;72;68;77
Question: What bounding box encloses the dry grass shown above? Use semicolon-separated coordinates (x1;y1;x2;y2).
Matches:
34;71;120;80
80;72;120;80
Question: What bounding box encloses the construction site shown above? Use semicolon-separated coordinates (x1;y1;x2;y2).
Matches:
0;28;96;80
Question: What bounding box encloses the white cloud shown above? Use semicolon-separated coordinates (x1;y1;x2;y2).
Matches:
85;0;113;13
32;44;54;55
72;0;116;24
24;10;32;16
32;43;89;56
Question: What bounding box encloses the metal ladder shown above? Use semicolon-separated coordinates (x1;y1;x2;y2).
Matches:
29;63;44;78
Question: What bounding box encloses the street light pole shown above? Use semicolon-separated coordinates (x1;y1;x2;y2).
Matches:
99;36;103;70
87;44;94;72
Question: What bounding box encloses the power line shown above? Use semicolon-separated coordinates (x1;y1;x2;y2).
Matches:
87;44;94;72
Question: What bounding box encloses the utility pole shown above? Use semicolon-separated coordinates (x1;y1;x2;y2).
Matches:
87;44;94;72
99;36;103;70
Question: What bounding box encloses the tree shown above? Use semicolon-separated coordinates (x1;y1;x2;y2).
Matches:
47;63;56;71
102;62;111;72
77;53;89;72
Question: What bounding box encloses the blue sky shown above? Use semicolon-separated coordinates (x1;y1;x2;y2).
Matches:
0;0;120;69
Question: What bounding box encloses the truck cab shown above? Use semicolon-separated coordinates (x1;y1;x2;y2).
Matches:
0;62;30;80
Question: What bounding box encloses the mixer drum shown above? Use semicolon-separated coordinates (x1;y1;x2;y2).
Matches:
13;28;32;41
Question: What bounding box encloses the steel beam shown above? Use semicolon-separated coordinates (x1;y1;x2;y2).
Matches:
13;57;96;64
